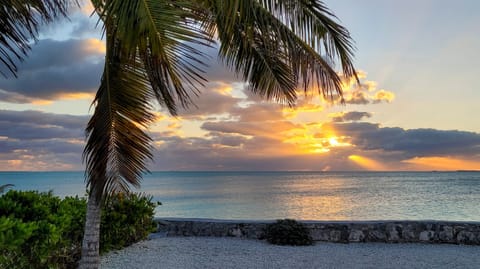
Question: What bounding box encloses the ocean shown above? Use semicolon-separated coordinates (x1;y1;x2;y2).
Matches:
1;171;479;221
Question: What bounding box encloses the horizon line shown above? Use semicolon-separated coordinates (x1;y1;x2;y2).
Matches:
0;170;478;173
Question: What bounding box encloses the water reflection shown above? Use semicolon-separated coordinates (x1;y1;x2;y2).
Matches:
275;176;350;220
3;171;480;221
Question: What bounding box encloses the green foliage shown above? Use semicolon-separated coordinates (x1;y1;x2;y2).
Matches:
0;191;86;268
100;193;159;253
264;219;314;246
0;190;159;268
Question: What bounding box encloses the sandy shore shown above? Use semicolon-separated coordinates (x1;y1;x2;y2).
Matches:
100;236;480;269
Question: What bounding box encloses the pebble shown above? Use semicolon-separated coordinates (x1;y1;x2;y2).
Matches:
101;237;480;269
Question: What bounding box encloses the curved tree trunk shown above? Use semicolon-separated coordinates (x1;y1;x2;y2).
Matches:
79;194;102;269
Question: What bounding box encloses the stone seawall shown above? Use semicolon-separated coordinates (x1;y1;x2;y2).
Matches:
155;218;480;245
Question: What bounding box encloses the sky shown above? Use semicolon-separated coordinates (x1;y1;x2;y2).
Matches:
0;0;479;171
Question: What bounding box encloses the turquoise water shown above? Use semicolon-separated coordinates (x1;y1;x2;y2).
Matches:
1;171;479;221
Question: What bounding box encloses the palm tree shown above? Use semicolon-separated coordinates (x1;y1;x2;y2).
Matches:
81;0;358;267
1;1;359;268
0;0;71;77
1;1;357;268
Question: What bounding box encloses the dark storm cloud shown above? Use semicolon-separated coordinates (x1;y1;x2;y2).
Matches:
0;39;103;101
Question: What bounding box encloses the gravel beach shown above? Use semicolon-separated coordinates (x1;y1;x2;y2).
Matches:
100;236;480;269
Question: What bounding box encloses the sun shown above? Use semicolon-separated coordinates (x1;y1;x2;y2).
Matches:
329;137;340;146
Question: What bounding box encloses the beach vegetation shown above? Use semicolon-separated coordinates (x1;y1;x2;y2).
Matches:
100;192;160;253
0;190;157;269
264;219;314;246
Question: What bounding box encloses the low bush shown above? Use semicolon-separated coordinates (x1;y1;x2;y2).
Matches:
0;191;86;268
0;190;159;268
263;219;313;246
101;193;160;253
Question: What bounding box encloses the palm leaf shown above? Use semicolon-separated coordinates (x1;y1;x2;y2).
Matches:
0;0;73;77
201;0;358;104
85;0;214;199
83;34;155;200
92;0;213;115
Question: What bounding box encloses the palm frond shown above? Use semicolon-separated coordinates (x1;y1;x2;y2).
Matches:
0;0;73;77
83;34;155;201
85;0;214;199
202;0;358;104
92;0;213;115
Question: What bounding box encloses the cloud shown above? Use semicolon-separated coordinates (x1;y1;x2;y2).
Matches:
1;68;479;171
373;90;395;103
330;111;372;122
345;90;370;105
175;82;242;120
402;156;480;171
0;110;88;130
0;90;37;104
148;79;480;171
151;89;480;171
338;72;396;105
0;110;88;170
0;39;104;102
326;122;480;159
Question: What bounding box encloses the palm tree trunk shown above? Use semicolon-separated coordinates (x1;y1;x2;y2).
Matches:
79;193;102;269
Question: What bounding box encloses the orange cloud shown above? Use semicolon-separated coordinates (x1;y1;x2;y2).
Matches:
167;121;182;130
57;92;94;100
82;38;106;55
0;158;74;171
334;71;395;105
373;90;395;103
31;99;53;105
402;156;480;171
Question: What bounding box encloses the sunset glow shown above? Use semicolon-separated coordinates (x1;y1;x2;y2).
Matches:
402;157;480;171
348;155;389;171
0;1;479;171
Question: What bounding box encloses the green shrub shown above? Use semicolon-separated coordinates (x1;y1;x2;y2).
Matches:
263;219;313;246
0;190;159;268
0;191;86;268
100;193;160;253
